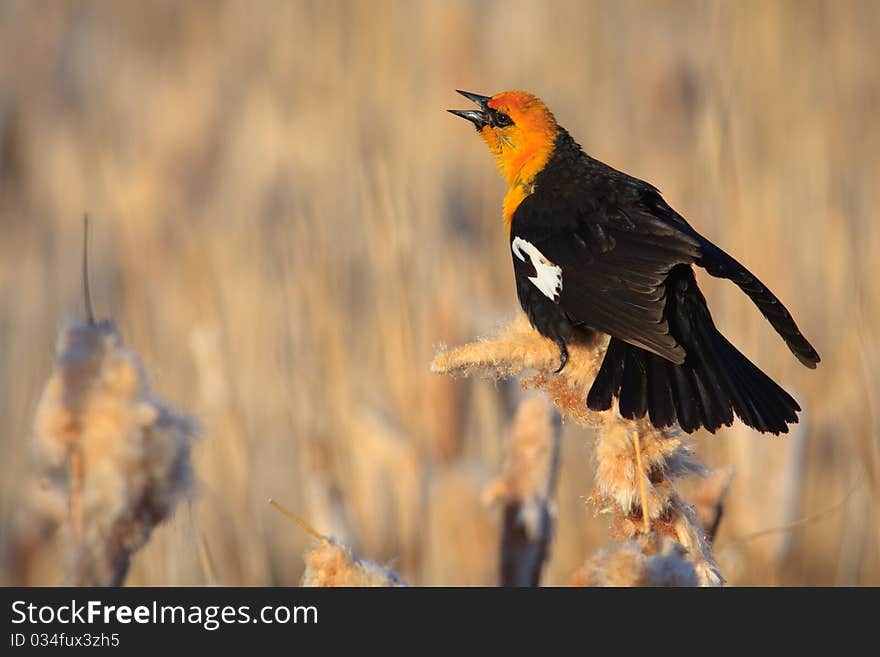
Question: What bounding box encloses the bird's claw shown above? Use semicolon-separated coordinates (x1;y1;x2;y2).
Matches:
554;341;568;374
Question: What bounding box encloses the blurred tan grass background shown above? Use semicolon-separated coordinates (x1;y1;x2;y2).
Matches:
1;0;878;585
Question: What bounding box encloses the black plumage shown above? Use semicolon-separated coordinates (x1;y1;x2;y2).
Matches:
511;129;819;434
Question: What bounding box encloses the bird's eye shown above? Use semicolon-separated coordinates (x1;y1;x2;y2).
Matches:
493;112;513;127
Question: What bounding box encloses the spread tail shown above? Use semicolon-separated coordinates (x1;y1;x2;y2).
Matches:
586;266;801;434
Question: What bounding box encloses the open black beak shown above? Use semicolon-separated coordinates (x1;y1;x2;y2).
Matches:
448;90;493;129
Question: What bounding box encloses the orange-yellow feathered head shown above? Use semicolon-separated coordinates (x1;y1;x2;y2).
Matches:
449;90;559;188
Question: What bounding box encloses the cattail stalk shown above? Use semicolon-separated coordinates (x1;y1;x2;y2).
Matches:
433;314;723;586
484;396;562;586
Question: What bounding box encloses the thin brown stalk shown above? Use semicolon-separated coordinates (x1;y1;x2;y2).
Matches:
724;478;861;546
632;432;650;534
269;498;327;543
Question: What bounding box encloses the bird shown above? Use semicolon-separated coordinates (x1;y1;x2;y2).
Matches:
449;89;819;435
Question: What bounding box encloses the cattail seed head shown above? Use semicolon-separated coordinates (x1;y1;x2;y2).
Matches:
33;320;197;586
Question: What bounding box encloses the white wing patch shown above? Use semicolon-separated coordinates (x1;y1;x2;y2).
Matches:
512;237;563;302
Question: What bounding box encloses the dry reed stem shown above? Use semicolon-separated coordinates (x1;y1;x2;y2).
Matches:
196;531;219;586
269;498;326;542
33;320;196;586
484;396;561;586
344;406;422;568
422;464;498;586
631;432;651;534
692;467;735;543
433;315;723;586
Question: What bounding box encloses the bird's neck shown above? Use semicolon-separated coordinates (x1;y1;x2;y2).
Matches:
499;131;559;235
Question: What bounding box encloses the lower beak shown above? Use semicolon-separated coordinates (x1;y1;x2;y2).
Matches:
448;90;493;129
447;108;488;129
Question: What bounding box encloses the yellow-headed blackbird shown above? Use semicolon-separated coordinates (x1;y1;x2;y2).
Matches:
449;90;819;435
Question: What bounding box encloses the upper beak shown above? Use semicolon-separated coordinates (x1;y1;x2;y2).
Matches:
448;90;493;129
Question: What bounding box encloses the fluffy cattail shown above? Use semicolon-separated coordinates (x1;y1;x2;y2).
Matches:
432;315;607;422
589;416;722;586
301;538;407;587
33;320;196;586
433;314;722;586
271;500;406;587
570;537;698;587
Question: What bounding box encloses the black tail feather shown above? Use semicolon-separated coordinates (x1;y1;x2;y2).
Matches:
586;338;626;411
619;346;648;418
669;362;701;432
587;334;800;435
587;266;801;435
646;355;675;428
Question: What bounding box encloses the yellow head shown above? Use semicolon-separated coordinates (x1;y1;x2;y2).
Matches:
449;90;558;187
449;90;559;229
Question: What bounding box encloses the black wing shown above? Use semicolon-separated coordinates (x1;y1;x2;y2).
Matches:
511;182;701;364
511;124;819;369
643;189;821;368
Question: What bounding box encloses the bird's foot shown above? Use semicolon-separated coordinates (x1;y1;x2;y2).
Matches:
553;340;568;374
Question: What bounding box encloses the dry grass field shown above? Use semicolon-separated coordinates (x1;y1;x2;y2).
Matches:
1;0;878;586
